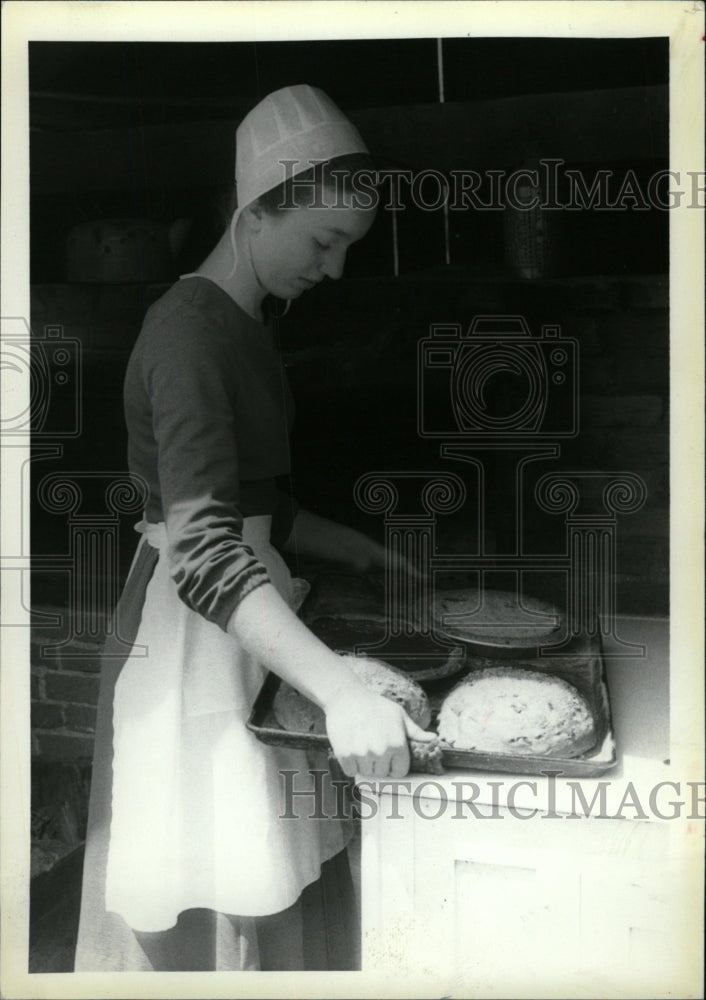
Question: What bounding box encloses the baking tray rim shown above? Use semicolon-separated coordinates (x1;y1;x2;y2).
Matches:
246;658;618;778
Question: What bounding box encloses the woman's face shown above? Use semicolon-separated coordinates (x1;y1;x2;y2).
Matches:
245;193;377;301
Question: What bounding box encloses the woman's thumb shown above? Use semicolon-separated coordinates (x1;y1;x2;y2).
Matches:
403;714;436;742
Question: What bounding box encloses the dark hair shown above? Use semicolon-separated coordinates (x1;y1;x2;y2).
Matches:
222;152;377;227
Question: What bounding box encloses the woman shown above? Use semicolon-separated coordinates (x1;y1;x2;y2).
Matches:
75;84;431;972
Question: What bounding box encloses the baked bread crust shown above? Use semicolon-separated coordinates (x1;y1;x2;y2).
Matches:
438;666;596;758
409;736;445;774
273;654;432;735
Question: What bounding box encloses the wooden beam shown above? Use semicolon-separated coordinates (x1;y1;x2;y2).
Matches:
30;85;667;196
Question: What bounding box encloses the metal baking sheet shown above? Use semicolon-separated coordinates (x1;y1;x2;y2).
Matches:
246;635;617;777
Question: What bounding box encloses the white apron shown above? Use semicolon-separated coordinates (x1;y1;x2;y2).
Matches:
105;516;352;933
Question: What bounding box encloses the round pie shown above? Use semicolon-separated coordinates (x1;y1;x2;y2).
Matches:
432;589;562;647
438;666;596;758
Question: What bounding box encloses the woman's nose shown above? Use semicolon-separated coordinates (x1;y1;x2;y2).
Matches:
319;247;347;280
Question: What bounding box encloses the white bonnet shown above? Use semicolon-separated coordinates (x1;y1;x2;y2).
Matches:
235;84;369;209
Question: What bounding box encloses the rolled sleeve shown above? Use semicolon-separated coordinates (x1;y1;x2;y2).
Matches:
143;313;271;629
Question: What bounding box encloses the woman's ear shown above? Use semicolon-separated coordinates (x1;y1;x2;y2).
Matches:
242;201;265;232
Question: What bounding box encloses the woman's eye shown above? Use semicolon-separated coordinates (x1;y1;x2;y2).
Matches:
314;238;331;251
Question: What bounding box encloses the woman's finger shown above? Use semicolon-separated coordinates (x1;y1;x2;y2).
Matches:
356;753;376;779
389;744;411;779
336;755;358;778
376;749;397;780
403;715;436;743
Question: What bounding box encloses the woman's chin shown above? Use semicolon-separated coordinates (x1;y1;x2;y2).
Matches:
293;277;320;296
268;277;316;301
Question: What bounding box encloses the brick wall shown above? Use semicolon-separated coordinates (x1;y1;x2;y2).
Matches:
31;609;103;761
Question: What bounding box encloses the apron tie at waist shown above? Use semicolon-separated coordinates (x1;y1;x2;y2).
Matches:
135;518;167;550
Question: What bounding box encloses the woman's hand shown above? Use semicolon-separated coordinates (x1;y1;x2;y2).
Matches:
343;533;424;581
324;685;434;779
228;583;434;779
283;508;425;580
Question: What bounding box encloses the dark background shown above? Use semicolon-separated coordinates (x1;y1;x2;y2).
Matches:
29;35;669;576
28;40;669;954
30;37;668;280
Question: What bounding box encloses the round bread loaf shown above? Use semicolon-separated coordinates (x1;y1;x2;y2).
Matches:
273;654;432;735
438;666;596;758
